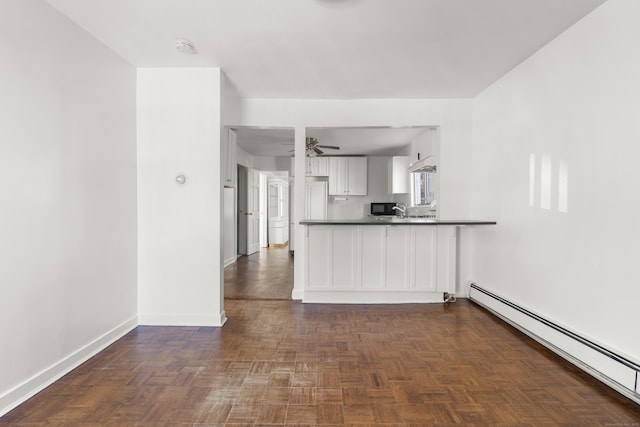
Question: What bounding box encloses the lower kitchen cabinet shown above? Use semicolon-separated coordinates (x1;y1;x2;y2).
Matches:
359;226;386;290
304;225;454;302
307;226;357;290
385;226;411;290
411;227;437;291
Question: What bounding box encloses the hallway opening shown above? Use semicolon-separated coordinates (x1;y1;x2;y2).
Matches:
224;245;294;300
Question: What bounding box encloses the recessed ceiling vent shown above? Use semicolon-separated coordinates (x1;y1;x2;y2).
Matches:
175;39;197;55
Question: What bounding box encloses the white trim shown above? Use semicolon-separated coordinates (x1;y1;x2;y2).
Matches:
469;285;640;405
291;287;304;300
138;311;227;327
302;290;445;304
0;316;138;417
224;255;237;268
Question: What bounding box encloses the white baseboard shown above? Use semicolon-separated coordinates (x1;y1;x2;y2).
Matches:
138;311;227;327
302;290;445;304
291;286;304;300
224;256;237;268
469;284;640;405
0;316;138;417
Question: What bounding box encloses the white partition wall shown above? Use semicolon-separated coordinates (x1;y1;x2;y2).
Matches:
137;68;226;327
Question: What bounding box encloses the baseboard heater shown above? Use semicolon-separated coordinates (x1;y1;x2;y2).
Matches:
469;283;640;405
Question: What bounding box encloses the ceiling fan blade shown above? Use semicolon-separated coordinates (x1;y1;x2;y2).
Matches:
317;145;340;150
313;146;324;155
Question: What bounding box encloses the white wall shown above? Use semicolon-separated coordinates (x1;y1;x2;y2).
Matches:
471;0;639;360
0;0;137;414
253;156;290;172
226;98;474;297
137;68;225;326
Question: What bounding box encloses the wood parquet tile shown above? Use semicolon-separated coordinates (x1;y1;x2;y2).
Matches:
2;299;639;426
224;246;293;301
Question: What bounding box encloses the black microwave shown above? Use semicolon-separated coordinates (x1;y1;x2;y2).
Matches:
370;202;397;216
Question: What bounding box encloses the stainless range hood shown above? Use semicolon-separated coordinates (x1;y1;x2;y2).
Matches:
408;157;437;173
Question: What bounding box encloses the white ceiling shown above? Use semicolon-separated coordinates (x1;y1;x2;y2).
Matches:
47;0;606;99
46;0;606;157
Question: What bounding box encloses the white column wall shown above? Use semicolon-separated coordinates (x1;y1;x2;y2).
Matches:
470;0;640;360
0;0;137;414
137;68;225;326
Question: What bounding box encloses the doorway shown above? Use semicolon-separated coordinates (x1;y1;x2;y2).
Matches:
225;128;295;300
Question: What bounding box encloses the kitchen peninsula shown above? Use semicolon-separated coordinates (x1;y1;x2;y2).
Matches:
300;218;496;304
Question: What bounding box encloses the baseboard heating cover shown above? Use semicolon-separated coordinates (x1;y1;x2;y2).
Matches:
469;283;640;405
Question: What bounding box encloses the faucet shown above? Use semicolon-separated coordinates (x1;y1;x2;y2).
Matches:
392;204;406;217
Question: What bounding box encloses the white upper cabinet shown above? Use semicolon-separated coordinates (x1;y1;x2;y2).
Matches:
306;156;329;176
388;156;409;194
409;129;433;166
224;129;237;187
328;157;367;196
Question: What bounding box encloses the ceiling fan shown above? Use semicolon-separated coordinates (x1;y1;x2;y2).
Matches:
289;137;340;156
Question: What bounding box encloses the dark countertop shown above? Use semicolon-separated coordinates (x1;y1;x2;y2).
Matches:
300;218;497;226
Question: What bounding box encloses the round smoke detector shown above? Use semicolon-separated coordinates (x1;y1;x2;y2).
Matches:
175;39;196;55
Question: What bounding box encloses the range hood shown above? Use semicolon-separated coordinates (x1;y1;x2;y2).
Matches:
408;157;437;173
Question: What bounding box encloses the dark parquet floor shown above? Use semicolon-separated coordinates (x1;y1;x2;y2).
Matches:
1;299;639;426
224;246;293;300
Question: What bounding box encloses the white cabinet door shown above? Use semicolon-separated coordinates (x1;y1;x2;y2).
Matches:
436;226;457;293
332;227;357;290
359;226;386;289
348;157;368;195
328;157;367;196
411;227;437;291
388;156;409;194
386;226;411;290
306;157;329;176
307;227;332;289
307;226;357;290
410;129;433;166
328;157;349;195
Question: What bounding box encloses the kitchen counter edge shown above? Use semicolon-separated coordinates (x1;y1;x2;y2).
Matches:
300;219;497;226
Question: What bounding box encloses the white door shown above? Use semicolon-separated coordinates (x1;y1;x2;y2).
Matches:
237;165;248;255
247;168;261;255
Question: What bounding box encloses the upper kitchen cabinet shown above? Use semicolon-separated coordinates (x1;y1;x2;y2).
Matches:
306;156;329;176
289;156;330;177
409;128;435;166
223;129;238;187
328;157;367;196
388;156;409;194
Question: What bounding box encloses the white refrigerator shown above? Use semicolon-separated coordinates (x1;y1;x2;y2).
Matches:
305;181;328;220
289;180;328;253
